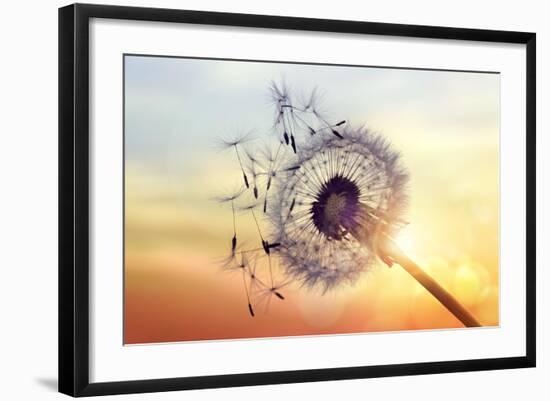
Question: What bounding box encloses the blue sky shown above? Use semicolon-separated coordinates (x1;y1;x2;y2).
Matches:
124;55;499;177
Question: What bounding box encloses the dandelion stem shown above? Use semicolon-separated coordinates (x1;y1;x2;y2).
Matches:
231;200;236;236
233;145;249;188
379;236;482;328
267;254;274;288
250;210;264;242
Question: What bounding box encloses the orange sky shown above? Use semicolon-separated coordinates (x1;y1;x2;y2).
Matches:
123;145;499;344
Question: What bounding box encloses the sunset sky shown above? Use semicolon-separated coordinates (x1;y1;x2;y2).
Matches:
124;55;500;345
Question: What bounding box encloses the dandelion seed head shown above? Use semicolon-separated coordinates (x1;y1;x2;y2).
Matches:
268;128;409;291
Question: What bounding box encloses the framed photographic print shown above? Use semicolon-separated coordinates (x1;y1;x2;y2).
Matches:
58;3;536;397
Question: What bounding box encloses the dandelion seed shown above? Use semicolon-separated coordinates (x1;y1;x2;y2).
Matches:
236;252;255;317
244;148;266;201
331;129;344;139
262;240;270;255
213;187;246;257
231;234;237;256
291;135;297;153
289;198;296;212
246;255;290;312
269;80;290;104
235;146;249;188
219;132;254;189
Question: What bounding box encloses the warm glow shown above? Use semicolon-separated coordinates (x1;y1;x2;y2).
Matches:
123;56;499;344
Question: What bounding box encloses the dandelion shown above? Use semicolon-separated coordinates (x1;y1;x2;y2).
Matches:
268;127;408;291
216;81;481;328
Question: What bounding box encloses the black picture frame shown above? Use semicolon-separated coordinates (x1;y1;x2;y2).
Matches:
58;3;536;397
